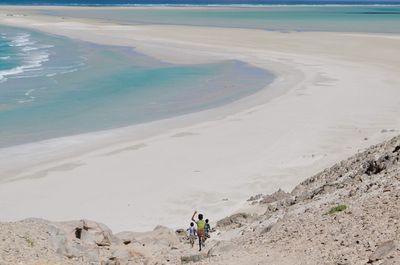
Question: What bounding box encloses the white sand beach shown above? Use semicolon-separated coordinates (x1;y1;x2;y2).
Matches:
0;7;400;232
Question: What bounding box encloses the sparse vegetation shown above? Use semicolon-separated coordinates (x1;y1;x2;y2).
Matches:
181;256;190;263
180;254;203;264
17;234;35;247
24;235;35;247
325;204;347;215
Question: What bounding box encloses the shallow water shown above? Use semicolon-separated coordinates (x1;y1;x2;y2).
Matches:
39;5;400;33
0;26;273;148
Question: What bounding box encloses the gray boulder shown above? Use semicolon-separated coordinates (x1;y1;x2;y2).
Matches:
81;219;113;246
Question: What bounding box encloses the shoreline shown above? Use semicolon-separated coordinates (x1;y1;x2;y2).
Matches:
0;62;285;182
1;7;400;232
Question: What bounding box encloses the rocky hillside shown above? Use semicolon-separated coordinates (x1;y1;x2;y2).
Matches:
207;135;400;265
1;135;400;265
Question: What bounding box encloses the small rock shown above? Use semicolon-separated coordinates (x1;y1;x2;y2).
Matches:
260;189;290;204
247;194;263;201
115;231;136;245
393;145;400;153
181;254;204;263
260;224;274;235
111;247;131;260
368;240;396;262
81;219;113;246
216;213;249;229
175;229;186;237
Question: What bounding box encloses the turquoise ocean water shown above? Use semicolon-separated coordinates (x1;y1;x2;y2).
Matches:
40;5;400;33
0;25;273;148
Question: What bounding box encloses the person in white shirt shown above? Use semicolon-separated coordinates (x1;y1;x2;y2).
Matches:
186;222;197;248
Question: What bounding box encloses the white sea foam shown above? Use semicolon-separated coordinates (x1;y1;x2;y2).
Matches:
45;64;82;77
60;67;78;74
21;46;39;52
0;67;24;82
17;98;35;104
0;33;52;82
24;89;35;96
10;33;33;47
17;89;36;104
0;53;49;81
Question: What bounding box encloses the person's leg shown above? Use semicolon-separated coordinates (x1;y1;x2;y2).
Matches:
198;236;202;251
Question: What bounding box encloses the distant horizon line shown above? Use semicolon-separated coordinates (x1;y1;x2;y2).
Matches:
2;2;400;7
